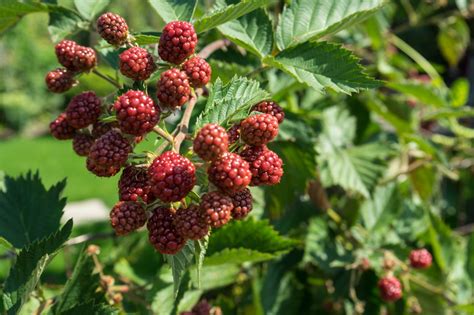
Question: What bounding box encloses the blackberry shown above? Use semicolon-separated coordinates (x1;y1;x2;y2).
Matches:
193;123;229;161
92;121;119;138
207;152;252;193
55;40;96;72
228;188;253;220
72;133;94;156
409;249;432;269
147;206;185;254
50;113;76;140
159;21;197;64
97;12;129;46
240;113;279;146
174;205;209;240
110;201;147;235
252;101;285;124
66;91;102;129
156;68;190;108
200;191;233;228
118;165;155;203
240;146;283;186
119;47;156;81
45;68;76;93
227;123;241;144
181;56;211;88
378;276;402;302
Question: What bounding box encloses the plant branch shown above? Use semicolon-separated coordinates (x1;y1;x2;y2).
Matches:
173;89;200;152
152;126;174;144
92;69;122;89
198;39;231;59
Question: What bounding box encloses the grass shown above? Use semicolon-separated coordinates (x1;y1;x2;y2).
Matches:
0;135;156;207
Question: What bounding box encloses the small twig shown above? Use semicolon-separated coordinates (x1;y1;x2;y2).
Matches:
65;231;115;246
173;89;201;152
92;69;122;89
153;126;174;144
379;158;430;185
198;39;231;59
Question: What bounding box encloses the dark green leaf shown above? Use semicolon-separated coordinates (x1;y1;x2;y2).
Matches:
194;236;208;288
48;6;86;42
60;300;119;315
0;172;66;248
437;16;470;67
165;240;195;296
0;0;49;33
148;0;197;23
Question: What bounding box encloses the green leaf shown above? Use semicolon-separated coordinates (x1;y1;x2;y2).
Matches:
190;264;240;290
409;165;435;201
148;0;197;23
209;60;253;83
388;81;449;107
133;33;160;45
205;248;276;266
450;78;470;107
466;233;474;282
194;236;208;288
437;16;470;67
164;240;195;296
48;6;86;43
51;246;101;314
265;42;379;94
60;300;119;315
74;0;110;20
193;0;268;33
276;0;385;50
0;172;66;248
360;184;401;232
195;76;269;129
217;9;273;58
2;220;73;314
0;0;49;33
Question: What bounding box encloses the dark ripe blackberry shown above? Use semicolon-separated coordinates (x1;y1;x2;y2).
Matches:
409;249;432;269
119;47;156;81
148;151;196;202
55;40;78;70
378;276;403;302
252;101;285;124
240;145;283;186
228;188;253;220
147;206;186;254
72;46;97;72
193;123;229;161
240;113;279;146
156;68;190;108
181;56;212;88
45;68;77;93
72;133;94;156
110;201;147;235
118;165;155;203
207;152;252;193
158;21;198;65
200;191;233;228
50;113;76;140
91;121;119;138
66;91;102;129
97;12;129;46
227;123;241;144
114;90;160;136
174;205;209;240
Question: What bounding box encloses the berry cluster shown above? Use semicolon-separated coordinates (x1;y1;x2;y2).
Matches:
46;16;284;256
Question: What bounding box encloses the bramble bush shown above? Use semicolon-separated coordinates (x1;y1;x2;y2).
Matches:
1;0;474;314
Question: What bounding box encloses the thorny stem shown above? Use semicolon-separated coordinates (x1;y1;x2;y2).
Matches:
198;39;231;59
173;89;201;152
92;69;122;89
152;126;174;144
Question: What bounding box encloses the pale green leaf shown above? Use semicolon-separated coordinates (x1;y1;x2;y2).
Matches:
0;0;49;33
74;0;110;20
205;248;276;266
360;184;401;231
133;33;160;45
276;0;385;50
148;0;197;23
48;6;86;42
437;16;470;67
265;42;380;94
450;78;470;107
388;81;449;107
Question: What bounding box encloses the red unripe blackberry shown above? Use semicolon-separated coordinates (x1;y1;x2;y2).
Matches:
148;151;196;202
147;206;186;254
207;152;252;193
378;276;402;302
97;12;129;46
118;165;155;203
114;90;160;136
92;121;119;138
240;146;283;186
193;123;229;161
252;101;285;124
159;21;197;65
174;205;209;240
110;201;147;235
228;188;253;220
192;300;212;315
181;56;211;88
240;114;279;146
55;40;96;72
45;68;77;93
72;46;97;72
72;133;94;156
156;68;190;108
200;191;233;228
66;91;102;129
409;249;432;269
119;47;157;81
227;123;241;144
50;113;76;140
86;130;132;177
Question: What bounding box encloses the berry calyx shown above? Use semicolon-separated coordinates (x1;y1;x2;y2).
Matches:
193;123;229;161
65;91;102;129
148;151;196;202
252;101;285;124
72;133;94;156
181;56;212;88
200;191;233;228
50;113;76;140
86;130;132;177
240;146;283;186
156;68;190;108
378;276;402;302
147;206;186;254
110;201;147;235
45;68;77;93
159;21;197;65
114;90;160;136
119;47;156;81
174;205;209;240
240;113;279;146
97;12;129;46
409;249;432;269
118;165;155;203
207;152;252;193
228;188;253;220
